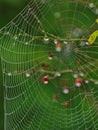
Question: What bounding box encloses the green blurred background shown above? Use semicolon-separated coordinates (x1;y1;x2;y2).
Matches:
0;0;28;28
0;0;29;130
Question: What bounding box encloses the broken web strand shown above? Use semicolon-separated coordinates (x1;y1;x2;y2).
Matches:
0;0;98;129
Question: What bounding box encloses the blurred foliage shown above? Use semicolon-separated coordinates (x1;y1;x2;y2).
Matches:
0;0;28;28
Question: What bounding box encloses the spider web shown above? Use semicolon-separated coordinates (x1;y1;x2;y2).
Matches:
0;0;98;130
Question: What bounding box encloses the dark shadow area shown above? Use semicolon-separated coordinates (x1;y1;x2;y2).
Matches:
0;0;28;28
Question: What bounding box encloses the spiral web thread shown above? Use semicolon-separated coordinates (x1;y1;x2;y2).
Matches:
0;0;98;130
